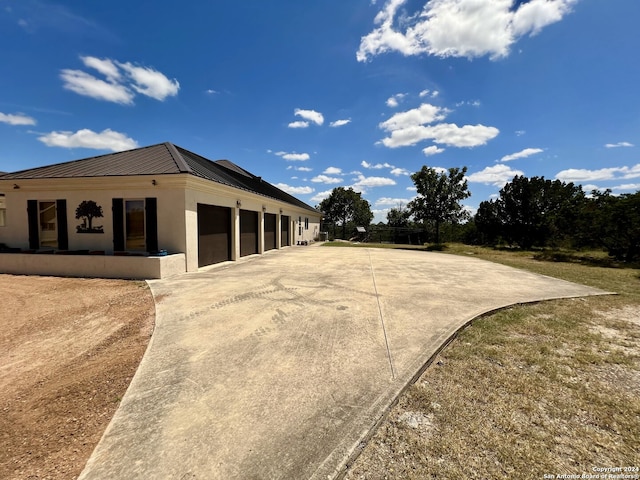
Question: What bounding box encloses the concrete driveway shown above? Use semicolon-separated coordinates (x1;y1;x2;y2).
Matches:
78;246;608;480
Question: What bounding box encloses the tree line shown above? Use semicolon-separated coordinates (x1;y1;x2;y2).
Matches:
317;167;640;263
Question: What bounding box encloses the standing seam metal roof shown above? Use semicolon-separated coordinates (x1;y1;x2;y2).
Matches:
0;142;319;213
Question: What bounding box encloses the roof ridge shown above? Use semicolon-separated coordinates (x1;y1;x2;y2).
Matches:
164;142;193;173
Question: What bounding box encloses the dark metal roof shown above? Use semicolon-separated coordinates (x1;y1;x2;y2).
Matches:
1;142;319;212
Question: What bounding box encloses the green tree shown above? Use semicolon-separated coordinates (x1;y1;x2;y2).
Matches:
75;200;103;230
386;204;411;244
408;166;470;244
590;190;640;262
317;187;373;239
495;176;585;248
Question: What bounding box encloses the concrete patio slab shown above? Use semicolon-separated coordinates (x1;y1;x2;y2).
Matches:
78;247;609;480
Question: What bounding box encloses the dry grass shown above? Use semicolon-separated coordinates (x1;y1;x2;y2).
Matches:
342;244;640;479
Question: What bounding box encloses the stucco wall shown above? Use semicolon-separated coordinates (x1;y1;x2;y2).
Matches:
0;176;188;255
0;175;322;277
0;252;186;279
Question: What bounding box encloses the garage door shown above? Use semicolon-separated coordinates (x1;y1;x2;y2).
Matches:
240;209;258;257
264;213;276;251
197;204;231;267
281;215;290;246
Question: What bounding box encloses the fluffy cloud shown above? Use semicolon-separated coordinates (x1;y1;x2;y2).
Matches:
390;167;410;176
386;93;406;107
323;167;343;175
605;142;634;148
288;121;309;129
0;112;36;125
467;164;524;187
61;55;179;104
362;160;393;169
352;174;397;188
274;184;315;195
375;197;413;206
379;103;447;131
330;119;351;127
275;151;310;161
37;128;138;151
287;165;313;172
555;164;640;182
60;69;134;104
117;61;180;101
294;108;324;126
499;147;543;162
311;175;342;184
357;0;577;62
310;189;334;203
423;145;445;156
381;122;499;148
378;101;499;148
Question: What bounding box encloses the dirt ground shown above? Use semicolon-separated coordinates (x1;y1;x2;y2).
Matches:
0;274;155;480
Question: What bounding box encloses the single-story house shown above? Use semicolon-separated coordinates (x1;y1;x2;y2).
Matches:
0;142;322;279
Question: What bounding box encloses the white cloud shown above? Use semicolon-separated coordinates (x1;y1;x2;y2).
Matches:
423;145;445;156
323;167;343;175
386;93;406;108
287;165;313;172
612;183;640;192
117;61;179;101
390;167;410;176
357;0;577;62
515;130;526;136
379;102;498;148
274;183;315;195
375;197;413;206
310;189;333;203
379;103;447;131
352;174;397;188
288;121;309;128
60;69;134;104
330;119;351;127
80;56;121;82
61;55;179;104
275;151;310;161
499;147;543;162
0;112;36;126
605;142;634;148
311;175;342;184
362;160;393;169
294;108;324;126
381;122;499;148
467;164;524;187
37;128;138;152
555;164;640;182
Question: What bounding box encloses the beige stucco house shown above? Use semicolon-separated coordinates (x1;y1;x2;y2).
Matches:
0;142;322;279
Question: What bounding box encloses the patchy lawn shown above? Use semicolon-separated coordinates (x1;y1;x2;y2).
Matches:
340;244;640;479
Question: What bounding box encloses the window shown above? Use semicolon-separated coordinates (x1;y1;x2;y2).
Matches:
304;217;309;230
39;201;58;248
0;194;5;227
125;200;145;251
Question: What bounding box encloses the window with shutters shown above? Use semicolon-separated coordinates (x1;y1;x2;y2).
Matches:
125;199;145;251
39;201;58;248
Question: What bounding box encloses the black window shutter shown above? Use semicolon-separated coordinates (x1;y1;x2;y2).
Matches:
112;198;124;251
56;199;68;250
27;200;39;249
145;197;158;253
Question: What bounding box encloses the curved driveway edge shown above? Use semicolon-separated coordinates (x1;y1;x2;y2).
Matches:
78;247;610;480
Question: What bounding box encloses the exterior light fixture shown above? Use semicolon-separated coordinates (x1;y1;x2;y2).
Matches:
13;184;19;189
152;179;157;186
236;200;242;208
262;205;267;212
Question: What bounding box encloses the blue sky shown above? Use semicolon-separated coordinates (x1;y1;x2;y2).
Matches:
1;0;639;222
